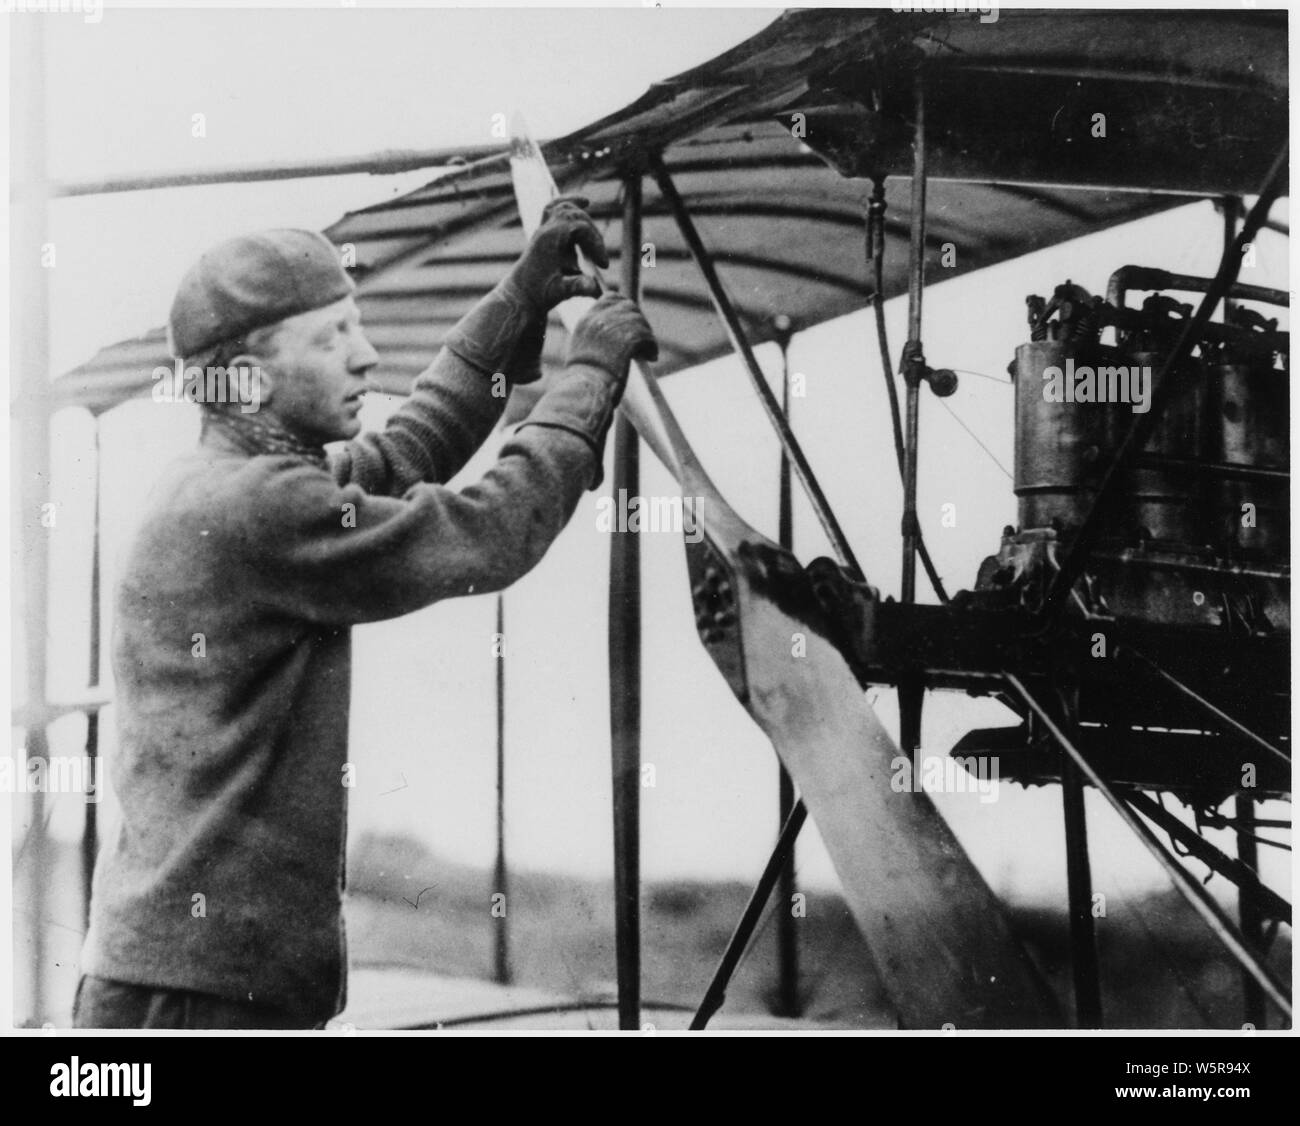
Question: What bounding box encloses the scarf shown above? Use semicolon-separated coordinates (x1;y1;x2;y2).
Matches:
201;408;329;470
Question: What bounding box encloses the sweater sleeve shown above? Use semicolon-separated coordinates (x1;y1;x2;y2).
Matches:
232;402;610;627
329;283;531;496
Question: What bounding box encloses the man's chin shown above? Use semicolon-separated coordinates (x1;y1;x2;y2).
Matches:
328;417;364;443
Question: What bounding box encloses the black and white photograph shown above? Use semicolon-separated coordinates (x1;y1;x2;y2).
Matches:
3;0;1293;1067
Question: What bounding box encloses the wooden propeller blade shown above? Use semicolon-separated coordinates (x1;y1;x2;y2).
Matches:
509;115;1060;1028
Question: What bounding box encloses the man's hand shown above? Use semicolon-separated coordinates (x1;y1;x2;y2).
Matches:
497;196;608;385
442;197;611;387
513;294;659;490
503;195;609;315
502;295;657;426
565;293;659;403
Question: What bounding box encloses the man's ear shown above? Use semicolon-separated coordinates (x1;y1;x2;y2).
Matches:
227;352;274;407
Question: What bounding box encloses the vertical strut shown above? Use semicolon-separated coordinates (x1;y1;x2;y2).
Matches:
1055;687;1103;1027
898;676;924;793
773;321;800;1018
609;172;644;1030
900;70;927;605
83;418;103;930
492;595;511;985
13;14;52;1026
1235;793;1267;1028
867;180;950;605
896;75;929;760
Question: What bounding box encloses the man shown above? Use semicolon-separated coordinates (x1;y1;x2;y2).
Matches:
74;199;657;1028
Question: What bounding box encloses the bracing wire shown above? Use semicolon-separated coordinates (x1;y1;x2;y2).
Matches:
935;397;1014;481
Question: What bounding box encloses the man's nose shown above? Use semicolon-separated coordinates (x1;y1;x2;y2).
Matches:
349;333;381;373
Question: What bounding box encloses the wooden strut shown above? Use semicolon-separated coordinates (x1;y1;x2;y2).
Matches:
608;175;645;1030
900;70;927;607
47;144;514;199
867;177;950;606
15;13;53;1027
691;802;808;1029
83;421;103;930
1054;683;1104;1028
774;326;801;1020
493;595;511;986
897;73;930;880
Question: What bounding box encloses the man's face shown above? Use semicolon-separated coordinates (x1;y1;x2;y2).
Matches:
256;296;380;444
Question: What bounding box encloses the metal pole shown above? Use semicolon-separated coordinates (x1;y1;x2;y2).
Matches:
691;802;808;1029
1235;801;1267;1033
896;73;930;776
610;172;644;1030
1116;647;1288;770
1061;758;1102;1027
12;10;53;1024
648;155;864;581
898;675;924;792
867;181;950;605
1003;673;1292;1019
50;143;512;199
82;419;103;930
773;321;800;1019
13;13;52;1027
1122;792;1289;925
900;70;927;605
1054;687;1103;1027
492;595;511;985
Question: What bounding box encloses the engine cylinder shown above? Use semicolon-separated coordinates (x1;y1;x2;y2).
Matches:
1122;350;1205;547
1206;361;1290;560
1012;340;1118;532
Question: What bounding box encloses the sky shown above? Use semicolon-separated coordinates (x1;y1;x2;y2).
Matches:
33;4;779;376
4;3;1293;1023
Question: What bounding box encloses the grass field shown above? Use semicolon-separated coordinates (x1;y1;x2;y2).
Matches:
345;830;1292;1030
11;832;1292;1028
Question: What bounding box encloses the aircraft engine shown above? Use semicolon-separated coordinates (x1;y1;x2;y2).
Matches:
976;267;1289;636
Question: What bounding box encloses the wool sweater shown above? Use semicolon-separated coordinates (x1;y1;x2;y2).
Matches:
80;285;613;1021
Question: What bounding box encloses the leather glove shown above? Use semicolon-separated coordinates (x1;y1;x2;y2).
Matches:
501;195;609;318
498;196;608;385
564;293;659;399
443;196;608;385
500;313;548;387
516;294;658;490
